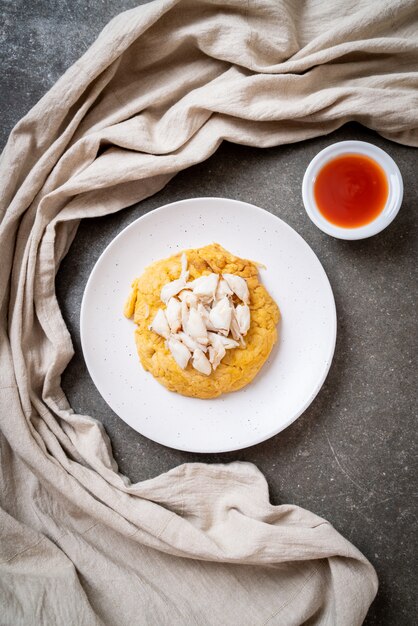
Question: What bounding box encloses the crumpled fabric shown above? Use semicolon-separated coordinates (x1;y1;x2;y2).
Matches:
2;0;417;623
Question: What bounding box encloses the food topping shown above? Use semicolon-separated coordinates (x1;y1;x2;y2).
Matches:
167;337;191;370
235;303;251;335
165;297;182;333
149;253;251;374
160;253;189;303
209;297;232;335
192;348;212;375
222;273;250;304
149;308;170;339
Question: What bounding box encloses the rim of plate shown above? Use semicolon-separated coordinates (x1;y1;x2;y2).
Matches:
80;197;337;453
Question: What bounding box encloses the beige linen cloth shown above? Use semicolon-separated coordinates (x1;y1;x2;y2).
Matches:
1;0;418;624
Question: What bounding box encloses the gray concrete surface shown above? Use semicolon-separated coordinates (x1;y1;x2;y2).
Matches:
2;1;417;624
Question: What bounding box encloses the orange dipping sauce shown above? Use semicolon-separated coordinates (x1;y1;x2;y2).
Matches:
314;154;388;228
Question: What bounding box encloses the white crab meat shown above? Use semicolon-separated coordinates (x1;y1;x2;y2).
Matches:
223;273;250;304
208;332;239;350
209;297;232;335
178;290;198;307
180;252;188;278
192;348;211;375
175;331;206;353
160;253;190;304
187;308;208;345
208;346;226;370
181;301;189;330
235;303;251;335
197;302;210;316
215;278;233;300
187;273;219;300
197;303;217;331
160;277;188;304
207;334;226;370
152;258;253;373
165;297;182;333
175;331;198;352
149;308;170;338
230;314;246;347
167;337;191;370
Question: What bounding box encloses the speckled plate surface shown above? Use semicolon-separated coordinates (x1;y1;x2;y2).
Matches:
80;197;336;453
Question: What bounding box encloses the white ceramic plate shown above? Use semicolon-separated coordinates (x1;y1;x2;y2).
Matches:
80;197;336;453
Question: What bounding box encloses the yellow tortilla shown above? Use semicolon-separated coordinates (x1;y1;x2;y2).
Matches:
124;243;280;399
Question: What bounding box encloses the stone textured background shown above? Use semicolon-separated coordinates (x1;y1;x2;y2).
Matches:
2;1;417;624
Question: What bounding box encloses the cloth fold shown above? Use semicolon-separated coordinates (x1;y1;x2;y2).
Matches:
1;0;417;623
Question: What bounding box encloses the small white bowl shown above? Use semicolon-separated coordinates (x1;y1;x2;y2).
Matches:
302;140;403;240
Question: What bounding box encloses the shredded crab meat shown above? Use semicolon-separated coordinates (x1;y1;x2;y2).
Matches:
167;337;191;369
178;290;198;307
223;273;250;304
192;348;211;376
149;252;252;374
176;331;202;353
149;308;170;338
197;303;217;331
187;308;208;345
160;277;187;304
216;278;233;300
207;332;239;350
165;297;182;333
209;297;232;335
180;300;189;331
208;334;226;370
235;303;251;335
181;252;188;276
230;313;246;347
186;273;219;299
